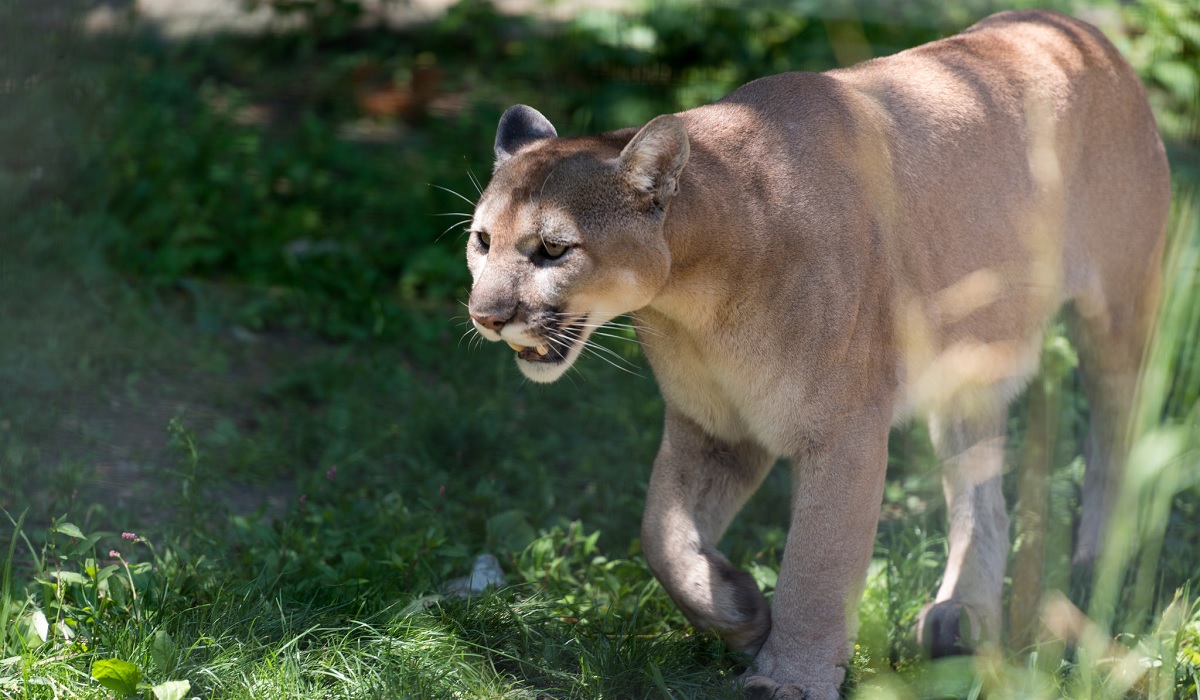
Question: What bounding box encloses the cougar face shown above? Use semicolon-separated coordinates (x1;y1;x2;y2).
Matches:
466;107;687;383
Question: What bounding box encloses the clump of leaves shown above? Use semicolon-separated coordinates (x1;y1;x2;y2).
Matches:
0;514;198;698
92;655;190;700
1122;0;1200;143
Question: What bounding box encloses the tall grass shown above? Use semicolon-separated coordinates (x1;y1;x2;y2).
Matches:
1094;190;1200;623
1072;188;1200;697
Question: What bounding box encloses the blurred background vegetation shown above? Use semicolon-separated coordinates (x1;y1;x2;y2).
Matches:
1;0;1198;697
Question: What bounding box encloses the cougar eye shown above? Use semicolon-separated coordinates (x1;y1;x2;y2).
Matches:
476;230;491;251
543;241;569;258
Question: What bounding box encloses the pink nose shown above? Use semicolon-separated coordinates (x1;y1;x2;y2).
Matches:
471;313;509;332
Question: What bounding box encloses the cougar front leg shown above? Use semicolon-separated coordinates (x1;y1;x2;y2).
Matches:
641;411;777;655
917;410;1009;657
743;407;890;700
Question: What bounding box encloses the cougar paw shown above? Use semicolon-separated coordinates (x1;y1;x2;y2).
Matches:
739;675;838;700
916;600;978;658
1069;557;1095;603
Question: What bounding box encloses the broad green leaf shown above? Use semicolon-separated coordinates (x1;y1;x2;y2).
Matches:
151;630;176;672
107;577;128;606
486;509;537;552
151;679;191;700
91;658;142;696
95;564;120;583
1176;18;1200;47
51;522;85;539
749;562;778;591
54;620;74;641
583;530;601;555
1151;60;1199;100
76;534;105;553
315;562;340;581
54;571;89;586
23;610;48;644
339;550;366;572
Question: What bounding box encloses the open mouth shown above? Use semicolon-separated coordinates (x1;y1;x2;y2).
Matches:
506;320;583;364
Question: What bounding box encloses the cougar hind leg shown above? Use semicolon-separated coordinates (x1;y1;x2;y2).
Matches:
1068;293;1153;576
918;407;1010;657
1063;137;1167;577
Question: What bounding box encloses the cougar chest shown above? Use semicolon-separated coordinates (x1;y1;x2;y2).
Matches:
639;317;804;457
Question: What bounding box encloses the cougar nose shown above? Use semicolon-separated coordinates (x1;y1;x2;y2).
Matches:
470;311;512;332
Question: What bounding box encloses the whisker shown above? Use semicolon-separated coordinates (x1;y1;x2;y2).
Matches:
586;328;656;344
546;333;574;351
576;342;644;377
569;323;641;335
581;338;641;368
465;168;484;195
550;310;644;322
563;319;632;328
587;331;644;347
554;328;643;373
538;167;557;199
582;325;640;339
429;183;478;207
437;220;473;241
620;319;663;338
553;315;663;338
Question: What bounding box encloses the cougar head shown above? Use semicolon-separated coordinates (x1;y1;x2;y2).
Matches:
466;105;689;383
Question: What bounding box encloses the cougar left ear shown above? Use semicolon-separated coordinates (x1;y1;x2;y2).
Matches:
494;105;558;166
618;114;690;204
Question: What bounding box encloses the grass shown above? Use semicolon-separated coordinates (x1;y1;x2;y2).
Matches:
2;0;1199;697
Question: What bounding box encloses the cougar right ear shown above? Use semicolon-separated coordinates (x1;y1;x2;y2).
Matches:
494;105;557;166
618;114;689;204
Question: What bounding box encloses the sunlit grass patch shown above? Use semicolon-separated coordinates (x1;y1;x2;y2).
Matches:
1;511;750;699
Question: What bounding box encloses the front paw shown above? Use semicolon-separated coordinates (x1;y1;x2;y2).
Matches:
916;600;980;657
739;674;838;700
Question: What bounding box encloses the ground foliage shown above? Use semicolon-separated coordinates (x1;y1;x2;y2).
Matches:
2;0;1199;697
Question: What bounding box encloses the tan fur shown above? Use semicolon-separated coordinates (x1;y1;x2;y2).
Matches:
466;10;1169;697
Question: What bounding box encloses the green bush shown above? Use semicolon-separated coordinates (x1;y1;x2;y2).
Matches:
1121;0;1200;144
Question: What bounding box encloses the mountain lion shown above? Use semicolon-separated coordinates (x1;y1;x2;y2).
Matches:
465;10;1169;698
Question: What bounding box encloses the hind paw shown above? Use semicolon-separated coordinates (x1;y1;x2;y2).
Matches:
916;600;981;657
739;674;838;700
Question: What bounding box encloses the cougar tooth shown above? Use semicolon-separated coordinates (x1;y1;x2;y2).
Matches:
536;345;549;356
507;342;525;352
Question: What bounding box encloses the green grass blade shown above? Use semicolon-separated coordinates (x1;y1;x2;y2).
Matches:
0;509;28;655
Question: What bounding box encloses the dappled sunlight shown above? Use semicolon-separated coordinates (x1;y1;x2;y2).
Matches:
3;0;1199;697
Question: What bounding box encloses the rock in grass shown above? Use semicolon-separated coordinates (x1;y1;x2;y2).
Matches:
444;554;505;597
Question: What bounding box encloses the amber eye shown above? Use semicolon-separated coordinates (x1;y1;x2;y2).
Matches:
476;230;491;250
543;241;568;258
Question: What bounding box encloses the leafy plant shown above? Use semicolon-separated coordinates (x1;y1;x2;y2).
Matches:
91;656;191;700
1121;0;1200;144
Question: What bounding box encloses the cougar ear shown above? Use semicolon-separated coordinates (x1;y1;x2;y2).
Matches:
618;114;690;203
494;105;558;166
